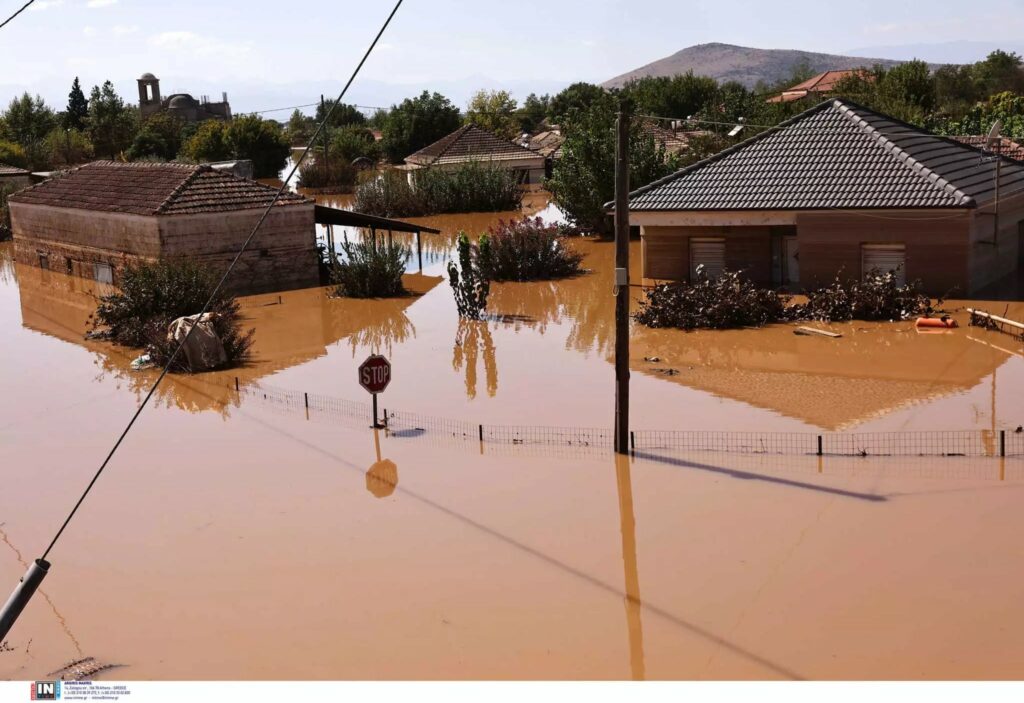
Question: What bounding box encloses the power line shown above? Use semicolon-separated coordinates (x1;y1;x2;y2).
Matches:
38;0;405;565
0;0;36;31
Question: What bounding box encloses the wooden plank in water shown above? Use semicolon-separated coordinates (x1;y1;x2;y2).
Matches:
794;326;842;338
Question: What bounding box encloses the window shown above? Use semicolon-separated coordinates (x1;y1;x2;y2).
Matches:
93;262;113;285
861;244;906;286
37;252;49;270
689;238;725;281
65;257;74;274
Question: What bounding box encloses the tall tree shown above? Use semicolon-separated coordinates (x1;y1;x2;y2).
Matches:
65;77;89;131
620;72;718;120
3;93;56;168
547;82;606;123
547;94;680;235
126;112;185;161
465;89;520;140
87;81;137;159
225;115;291;178
516;93;549;133
315;99;366;128
379;91;461;163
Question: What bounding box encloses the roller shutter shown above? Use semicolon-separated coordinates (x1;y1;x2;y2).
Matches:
861;244;905;286
689;238;725;281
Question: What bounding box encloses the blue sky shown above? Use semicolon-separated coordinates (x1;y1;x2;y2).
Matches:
2;0;1024;113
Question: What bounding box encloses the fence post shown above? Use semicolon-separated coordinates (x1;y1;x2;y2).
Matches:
235;376;239;392
304;392;309;409
817;435;823;456
630;431;635;450
478;424;484;442
1000;429;1006;457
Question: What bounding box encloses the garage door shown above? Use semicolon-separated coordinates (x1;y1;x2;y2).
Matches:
690;238;725;281
861;244;905;286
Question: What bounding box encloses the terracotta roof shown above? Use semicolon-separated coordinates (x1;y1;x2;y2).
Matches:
405;124;542;166
9;161;310;216
0;162;30;177
951;135;1024;162
640;120;690;155
524;129;565;158
625;99;1024;212
767;69;870;103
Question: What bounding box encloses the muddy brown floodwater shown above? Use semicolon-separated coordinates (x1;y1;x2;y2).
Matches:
3;191;1024;680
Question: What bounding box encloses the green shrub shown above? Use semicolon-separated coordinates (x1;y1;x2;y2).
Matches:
91;259;252;371
481;217;585;281
331;236;409;298
448;232;491;319
354;161;522;217
297;158;358;190
352;169;426;217
794;268;932;322
413;161;521;214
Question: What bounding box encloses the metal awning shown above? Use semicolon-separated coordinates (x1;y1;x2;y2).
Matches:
314;205;440;234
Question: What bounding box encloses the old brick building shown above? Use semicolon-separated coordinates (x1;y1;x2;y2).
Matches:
626;99;1024;296
8;161;317;294
137;73;232;122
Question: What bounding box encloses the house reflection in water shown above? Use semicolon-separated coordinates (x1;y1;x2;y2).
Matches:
13;260;441;414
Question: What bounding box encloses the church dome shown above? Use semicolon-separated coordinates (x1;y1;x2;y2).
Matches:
167;94;196;109
139;72;157;81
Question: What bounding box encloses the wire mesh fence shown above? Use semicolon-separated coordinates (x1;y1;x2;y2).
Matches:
236;378;1024;460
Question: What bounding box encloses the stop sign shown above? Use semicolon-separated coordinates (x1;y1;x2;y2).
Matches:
358;354;391;394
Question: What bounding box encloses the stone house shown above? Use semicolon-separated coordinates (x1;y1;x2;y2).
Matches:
403;124;546;184
0;163;32;189
8;161;317;294
626;99;1024;296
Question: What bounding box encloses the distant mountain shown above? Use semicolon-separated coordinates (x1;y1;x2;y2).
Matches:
602;42;906;89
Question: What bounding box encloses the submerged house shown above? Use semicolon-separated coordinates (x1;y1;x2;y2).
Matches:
0;163;31;189
626;99;1024;296
766;69;869;103
8;161;318;294
403;124;546;184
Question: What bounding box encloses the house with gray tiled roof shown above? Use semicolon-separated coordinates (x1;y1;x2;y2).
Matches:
8;161;318;294
403;124;546;184
625;99;1024;296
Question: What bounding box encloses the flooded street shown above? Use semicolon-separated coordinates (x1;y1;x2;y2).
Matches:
4;193;1024;680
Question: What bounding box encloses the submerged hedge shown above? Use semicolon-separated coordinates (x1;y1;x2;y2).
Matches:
635;267;933;330
354;161;522;217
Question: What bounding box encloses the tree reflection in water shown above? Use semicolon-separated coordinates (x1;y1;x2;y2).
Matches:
452;319;497;399
345;309;416;358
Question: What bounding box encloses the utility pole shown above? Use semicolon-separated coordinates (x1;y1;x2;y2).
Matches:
614;104;631;455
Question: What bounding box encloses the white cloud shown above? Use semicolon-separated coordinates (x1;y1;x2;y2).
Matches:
29;0;63;10
86;0;118;7
82;25;96;36
112;24;139;35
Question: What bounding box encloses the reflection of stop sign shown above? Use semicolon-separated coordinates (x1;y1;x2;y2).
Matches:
358;354;391;394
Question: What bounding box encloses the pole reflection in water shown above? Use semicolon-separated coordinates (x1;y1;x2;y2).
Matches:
365;429;398;499
614;453;645;680
452;319;497;399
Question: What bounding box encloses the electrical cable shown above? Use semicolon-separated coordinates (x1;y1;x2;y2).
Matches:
38;0;405;562
0;0;35;31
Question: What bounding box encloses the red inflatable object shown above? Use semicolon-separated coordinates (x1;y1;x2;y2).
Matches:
915;316;959;329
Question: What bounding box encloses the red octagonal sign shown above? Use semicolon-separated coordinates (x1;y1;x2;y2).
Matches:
358;354;391;395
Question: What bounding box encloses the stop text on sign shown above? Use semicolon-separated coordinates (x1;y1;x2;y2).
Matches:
358;354;392;394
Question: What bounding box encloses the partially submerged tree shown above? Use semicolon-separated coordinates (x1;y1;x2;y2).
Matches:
91;258;253;372
480;217;584;282
225;115;290;178
331;236;409;298
448;232;491;319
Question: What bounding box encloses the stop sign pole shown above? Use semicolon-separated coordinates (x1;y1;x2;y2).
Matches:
358;354;391;429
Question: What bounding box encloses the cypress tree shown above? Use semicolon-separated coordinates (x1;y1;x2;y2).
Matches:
65;77;89;130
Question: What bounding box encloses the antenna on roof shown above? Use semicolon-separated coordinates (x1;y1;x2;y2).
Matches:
986;120;1003;151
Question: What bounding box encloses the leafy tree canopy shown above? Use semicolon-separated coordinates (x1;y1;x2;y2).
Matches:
378;90;461;163
465;89;520;140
